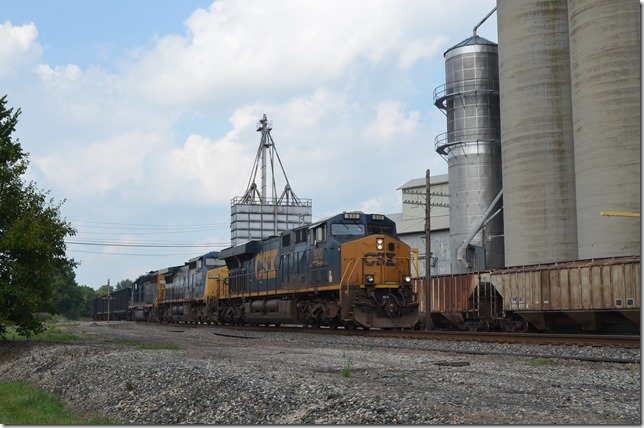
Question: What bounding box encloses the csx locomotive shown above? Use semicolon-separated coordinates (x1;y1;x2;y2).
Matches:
100;212;420;329
219;212;419;329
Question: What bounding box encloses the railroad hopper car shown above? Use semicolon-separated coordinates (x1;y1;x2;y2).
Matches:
428;256;640;333
90;287;132;321
219;212;420;329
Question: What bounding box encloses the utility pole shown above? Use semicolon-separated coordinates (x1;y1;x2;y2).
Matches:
425;169;431;330
106;279;111;323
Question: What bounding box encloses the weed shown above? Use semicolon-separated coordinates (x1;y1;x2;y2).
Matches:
340;356;353;378
528;358;554;366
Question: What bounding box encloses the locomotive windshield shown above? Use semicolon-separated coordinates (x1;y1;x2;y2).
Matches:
368;224;395;237
331;223;365;236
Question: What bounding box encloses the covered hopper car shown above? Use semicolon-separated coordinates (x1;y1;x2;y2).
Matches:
427;256;640;333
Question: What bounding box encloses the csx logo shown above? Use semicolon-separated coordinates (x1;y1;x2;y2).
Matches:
363;252;396;266
255;249;278;280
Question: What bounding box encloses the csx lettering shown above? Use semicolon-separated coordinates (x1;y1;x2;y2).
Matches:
255;249;278;279
363;252;396;266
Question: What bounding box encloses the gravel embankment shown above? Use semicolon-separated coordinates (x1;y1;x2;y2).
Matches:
0;321;640;424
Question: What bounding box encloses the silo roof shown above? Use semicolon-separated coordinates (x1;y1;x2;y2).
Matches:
444;35;497;56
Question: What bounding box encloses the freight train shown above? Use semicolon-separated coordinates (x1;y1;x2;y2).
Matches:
89;212;640;334
91;212;421;330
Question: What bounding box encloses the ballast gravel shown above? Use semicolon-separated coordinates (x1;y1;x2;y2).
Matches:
0;321;640;425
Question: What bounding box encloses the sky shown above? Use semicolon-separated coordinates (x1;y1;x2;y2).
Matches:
1;0;498;289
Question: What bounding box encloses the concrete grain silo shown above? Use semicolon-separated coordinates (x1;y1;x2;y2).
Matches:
496;0;578;266
567;0;641;258
434;30;504;274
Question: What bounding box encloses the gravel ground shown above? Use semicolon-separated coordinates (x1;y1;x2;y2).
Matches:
0;321;640;424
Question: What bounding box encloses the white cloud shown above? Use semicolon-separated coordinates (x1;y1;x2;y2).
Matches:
35;63;82;81
119;0;468;107
362;101;421;141
35;132;170;197
0;21;42;76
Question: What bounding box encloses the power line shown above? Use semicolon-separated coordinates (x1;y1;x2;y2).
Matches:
68;249;214;257
66;241;227;248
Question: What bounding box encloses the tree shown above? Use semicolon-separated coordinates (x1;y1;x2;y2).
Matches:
114;279;133;291
0;95;77;338
47;265;89;320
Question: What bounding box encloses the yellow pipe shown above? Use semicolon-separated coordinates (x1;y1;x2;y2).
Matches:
411;248;419;277
600;211;640;218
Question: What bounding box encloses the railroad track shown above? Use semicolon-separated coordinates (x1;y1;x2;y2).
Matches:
101;321;640;364
225;324;640;349
220;325;641;364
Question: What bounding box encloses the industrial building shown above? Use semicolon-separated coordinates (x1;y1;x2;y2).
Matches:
230;114;312;246
394;0;640;277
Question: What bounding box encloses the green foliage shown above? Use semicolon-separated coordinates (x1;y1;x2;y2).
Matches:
340;355;353;378
115;278;133;291
112;338;179;350
4;323;88;343
46;265;94;319
0;381;116;424
0;95;77;339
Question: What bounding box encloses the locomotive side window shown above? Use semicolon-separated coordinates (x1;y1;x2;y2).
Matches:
295;228;307;243
311;224;326;243
331;223;365;236
282;234;291;247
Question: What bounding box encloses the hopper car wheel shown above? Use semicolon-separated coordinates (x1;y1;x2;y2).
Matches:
517;319;529;333
344;321;357;330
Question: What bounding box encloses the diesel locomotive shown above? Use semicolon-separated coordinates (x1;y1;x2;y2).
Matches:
218;211;420;329
96;212;420;329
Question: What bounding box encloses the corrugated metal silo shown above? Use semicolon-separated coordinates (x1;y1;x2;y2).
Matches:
496;0;578;266
434;34;504;274
568;0;641;258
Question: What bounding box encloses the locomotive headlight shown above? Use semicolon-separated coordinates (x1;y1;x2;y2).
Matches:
376;238;384;250
365;274;375;285
403;275;412;285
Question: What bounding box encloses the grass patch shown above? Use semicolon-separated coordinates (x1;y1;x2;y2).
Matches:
0;381;116;424
528;358;554;367
3;325;88;343
112;338;179;350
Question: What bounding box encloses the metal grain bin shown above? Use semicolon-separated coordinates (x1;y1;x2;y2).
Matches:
568;0;641;259
496;0;578;266
434;35;504;273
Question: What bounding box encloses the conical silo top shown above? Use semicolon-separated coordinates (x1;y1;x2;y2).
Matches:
444;35;497;57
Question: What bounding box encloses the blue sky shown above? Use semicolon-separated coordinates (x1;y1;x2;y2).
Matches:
1;0;497;288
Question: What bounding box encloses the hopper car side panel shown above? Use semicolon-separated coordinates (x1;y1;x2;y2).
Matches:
492;256;640;331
